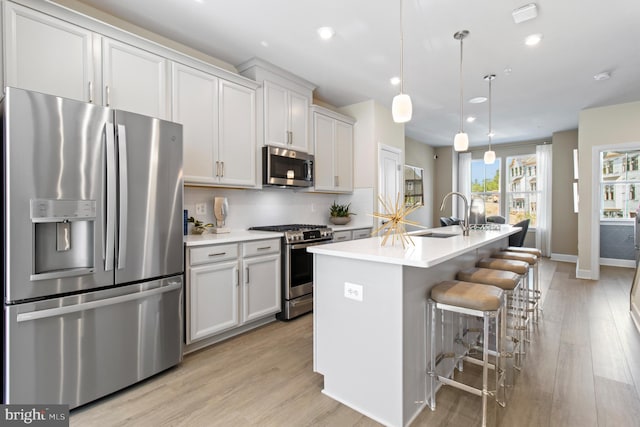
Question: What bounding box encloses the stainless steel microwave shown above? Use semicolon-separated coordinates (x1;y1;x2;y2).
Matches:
262;146;314;188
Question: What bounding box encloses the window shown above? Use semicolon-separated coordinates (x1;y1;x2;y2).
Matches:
506;155;538;227
600;150;640;219
471;159;501;217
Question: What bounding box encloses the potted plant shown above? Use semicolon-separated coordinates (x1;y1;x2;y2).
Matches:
187;216;213;234
329;201;355;225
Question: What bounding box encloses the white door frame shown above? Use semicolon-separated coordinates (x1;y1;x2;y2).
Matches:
378;144;403;218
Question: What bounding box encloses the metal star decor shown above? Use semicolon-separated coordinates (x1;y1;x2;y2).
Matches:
371;194;428;248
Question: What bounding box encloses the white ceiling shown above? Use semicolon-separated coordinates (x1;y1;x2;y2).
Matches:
74;0;640;147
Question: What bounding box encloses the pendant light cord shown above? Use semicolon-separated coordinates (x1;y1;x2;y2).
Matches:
400;0;404;94
459;36;464;132
488;76;492;149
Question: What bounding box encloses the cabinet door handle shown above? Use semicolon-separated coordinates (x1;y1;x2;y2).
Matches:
208;252;226;257
88;81;93;103
334;175;339;187
215;161;220;177
105;85;110;106
221;161;224;177
287;130;292;145
236;268;240;287
245;267;250;284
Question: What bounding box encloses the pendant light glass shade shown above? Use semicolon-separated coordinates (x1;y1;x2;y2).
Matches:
392;0;412;123
483;74;496;164
392;93;412;123
484;150;496;164
453;30;469;151
454;132;469;151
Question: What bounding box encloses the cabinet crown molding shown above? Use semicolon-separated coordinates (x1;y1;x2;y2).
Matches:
237;57;316;93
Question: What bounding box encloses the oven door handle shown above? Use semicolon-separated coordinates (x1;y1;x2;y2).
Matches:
290;240;331;250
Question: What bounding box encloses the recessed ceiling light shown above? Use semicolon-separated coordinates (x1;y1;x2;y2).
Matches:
317;26;335;40
593;71;611;81
260;40;269;48
469;97;487;104
488;131;496;138
504;67;513;75
390;76;401;86
466;116;476;123
525;33;543;46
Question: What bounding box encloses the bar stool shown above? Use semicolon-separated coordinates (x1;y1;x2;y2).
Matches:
428;280;504;427
493;251;540;322
503;247;543;319
476;258;531;358
456;268;524;376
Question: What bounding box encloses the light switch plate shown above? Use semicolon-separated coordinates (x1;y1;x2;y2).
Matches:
344;282;363;302
195;203;206;215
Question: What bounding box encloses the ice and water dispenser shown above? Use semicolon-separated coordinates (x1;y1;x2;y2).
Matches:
30;199;96;280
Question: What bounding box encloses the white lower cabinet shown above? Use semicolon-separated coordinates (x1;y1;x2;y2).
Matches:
186;238;280;346
352;228;372;240
189;259;239;342
243;252;281;322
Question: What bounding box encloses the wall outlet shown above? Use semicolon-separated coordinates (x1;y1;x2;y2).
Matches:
195;203;207;215
344;282;363;302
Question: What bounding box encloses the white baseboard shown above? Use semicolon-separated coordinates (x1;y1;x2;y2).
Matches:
599;257;636;268
550;253;578;263
632;301;640;334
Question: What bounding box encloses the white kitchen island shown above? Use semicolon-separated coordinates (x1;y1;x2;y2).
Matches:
308;225;520;427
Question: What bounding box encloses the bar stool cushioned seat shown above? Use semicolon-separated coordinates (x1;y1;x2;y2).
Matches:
491;251;537;266
431;280;503;312
457;268;520;290
477;258;529;275
505;247;542;258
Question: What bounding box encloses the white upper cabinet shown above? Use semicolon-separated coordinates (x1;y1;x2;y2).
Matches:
3;2;94;102
263;81;309;152
172;63;219;184
311;106;355;193
218;80;256;186
237;58;315;153
102;38;170;119
173;63;256;187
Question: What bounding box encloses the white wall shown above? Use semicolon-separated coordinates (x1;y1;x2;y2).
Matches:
577;100;640;279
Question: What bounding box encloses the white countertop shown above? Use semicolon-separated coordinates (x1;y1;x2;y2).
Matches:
184;230;283;247
308;225;520;268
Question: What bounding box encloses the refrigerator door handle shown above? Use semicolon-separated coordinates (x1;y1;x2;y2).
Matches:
105;122;117;271
16;281;182;323
117;124;128;270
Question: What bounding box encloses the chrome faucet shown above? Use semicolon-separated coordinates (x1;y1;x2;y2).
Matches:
440;192;470;236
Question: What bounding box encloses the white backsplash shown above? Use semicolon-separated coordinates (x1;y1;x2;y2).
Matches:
184;187;375;230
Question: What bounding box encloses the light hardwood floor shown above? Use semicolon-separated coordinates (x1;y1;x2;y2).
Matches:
71;260;640;426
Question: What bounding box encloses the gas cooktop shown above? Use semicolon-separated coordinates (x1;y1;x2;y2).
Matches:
249;224;333;243
249;224;329;232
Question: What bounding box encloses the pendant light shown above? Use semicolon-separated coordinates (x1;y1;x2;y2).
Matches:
483;74;496;164
392;0;412;123
453;30;469;151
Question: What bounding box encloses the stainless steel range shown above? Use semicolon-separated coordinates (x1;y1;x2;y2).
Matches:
249;224;333;319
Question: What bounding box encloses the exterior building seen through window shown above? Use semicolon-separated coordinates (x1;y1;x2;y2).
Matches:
506;155;537;227
600;150;640;219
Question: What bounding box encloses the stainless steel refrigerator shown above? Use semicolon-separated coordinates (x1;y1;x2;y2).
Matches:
1;87;184;408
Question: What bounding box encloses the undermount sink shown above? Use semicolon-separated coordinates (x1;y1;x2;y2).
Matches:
414;232;457;239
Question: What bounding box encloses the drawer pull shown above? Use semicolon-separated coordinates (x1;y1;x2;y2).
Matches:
208;252;226;257
257;246;271;250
